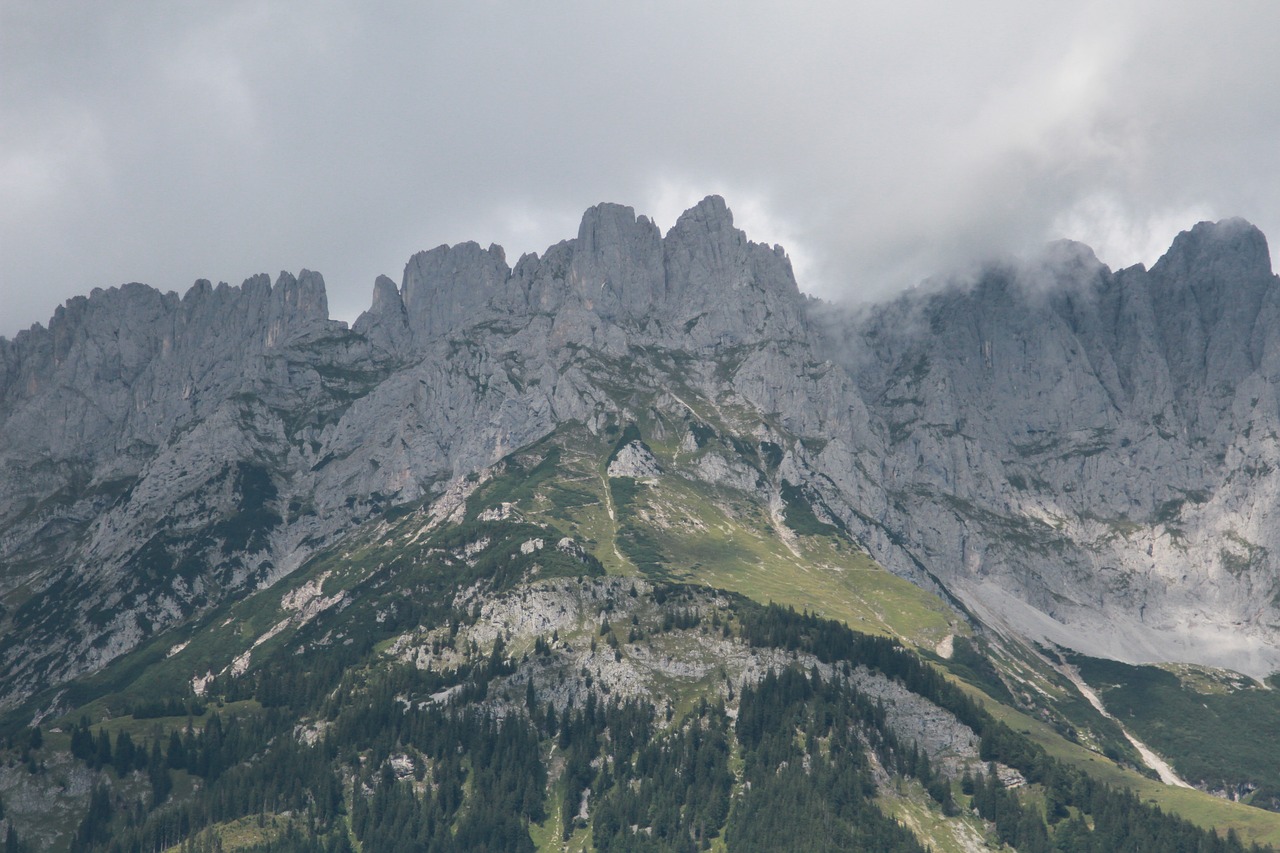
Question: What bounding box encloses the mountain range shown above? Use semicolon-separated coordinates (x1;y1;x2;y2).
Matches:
4;196;1280;850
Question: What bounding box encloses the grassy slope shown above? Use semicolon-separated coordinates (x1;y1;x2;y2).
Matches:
509;416;1280;847
958;678;1280;848
878;778;1004;853
524;421;961;651
503;408;1280;847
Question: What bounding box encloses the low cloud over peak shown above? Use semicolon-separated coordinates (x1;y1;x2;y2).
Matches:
3;3;1279;335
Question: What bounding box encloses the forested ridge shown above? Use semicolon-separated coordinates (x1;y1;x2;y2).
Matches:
0;592;1267;852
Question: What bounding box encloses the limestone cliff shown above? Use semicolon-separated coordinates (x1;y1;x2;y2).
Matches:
846;219;1280;675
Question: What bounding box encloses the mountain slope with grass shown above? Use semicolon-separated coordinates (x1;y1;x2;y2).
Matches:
4;439;1279;852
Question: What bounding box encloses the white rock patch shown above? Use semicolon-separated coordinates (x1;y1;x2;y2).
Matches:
607;441;662;478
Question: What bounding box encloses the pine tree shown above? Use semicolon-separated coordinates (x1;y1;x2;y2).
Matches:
114;730;137;777
72;782;112;851
167;729;187;770
93;728;112;771
149;739;173;807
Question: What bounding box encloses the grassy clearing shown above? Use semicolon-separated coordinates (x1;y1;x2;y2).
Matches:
878;777;1004;852
684;549;955;647
159;813;294;853
86;699;261;740
530;783;593;853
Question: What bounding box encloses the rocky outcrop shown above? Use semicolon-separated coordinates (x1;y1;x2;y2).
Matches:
607;441;662;479
400;242;510;345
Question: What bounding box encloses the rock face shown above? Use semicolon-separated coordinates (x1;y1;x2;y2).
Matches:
3;196;1280;710
845;218;1280;676
607;442;662;479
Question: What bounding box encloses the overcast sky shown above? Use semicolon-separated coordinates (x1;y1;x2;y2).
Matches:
4;1;1279;337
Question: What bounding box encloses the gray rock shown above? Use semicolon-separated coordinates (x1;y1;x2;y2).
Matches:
607;441;662;479
840;219;1280;676
399;241;509;345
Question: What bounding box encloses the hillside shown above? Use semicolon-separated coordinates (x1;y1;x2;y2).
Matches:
2;439;1276;851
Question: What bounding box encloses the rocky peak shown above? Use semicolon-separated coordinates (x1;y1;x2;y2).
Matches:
169;272;331;352
352;274;411;354
662;195;807;346
670;194;736;241
1028;240;1110;290
662;196;742;299
0;283;175;411
362;196;810;350
281;269;330;321
368;274;404;317
1153;218;1273;282
0;269;345;463
1150;218;1274;330
1146;219;1279;407
264;270;330;348
399;242;511;346
569;202;664;322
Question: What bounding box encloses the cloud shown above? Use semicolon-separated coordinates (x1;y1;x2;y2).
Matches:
2;2;1279;336
1052;194;1218;272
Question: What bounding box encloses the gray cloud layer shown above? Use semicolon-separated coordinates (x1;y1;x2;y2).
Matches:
4;1;1279;336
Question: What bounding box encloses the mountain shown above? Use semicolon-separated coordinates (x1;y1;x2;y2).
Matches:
4;197;1280;850
0;197;830;710
847;219;1280;676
